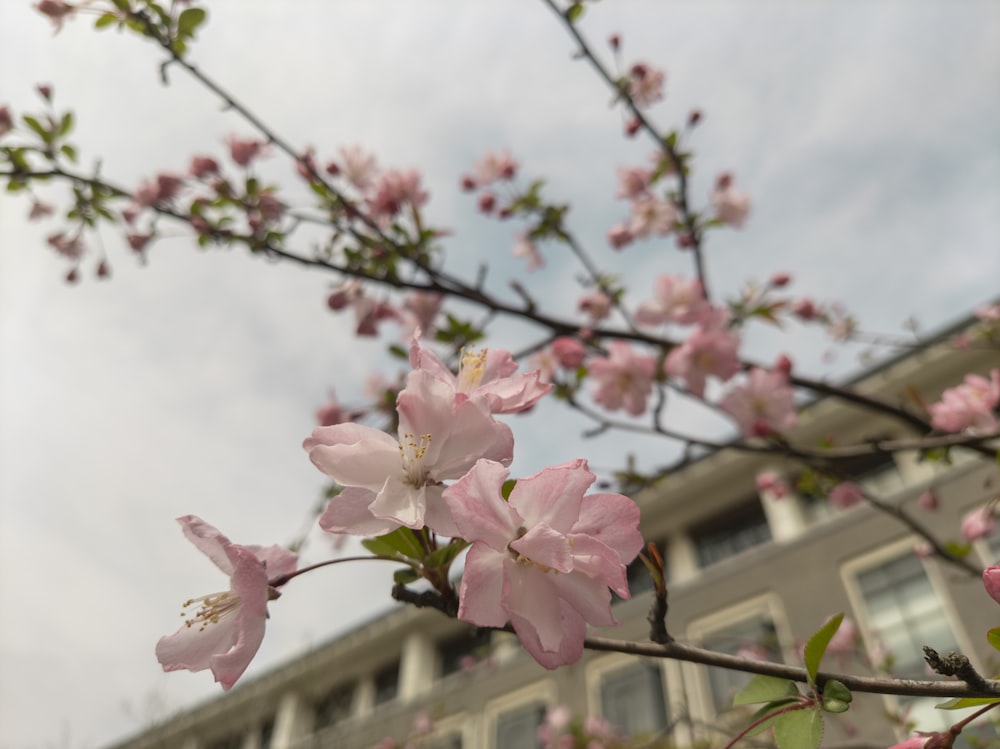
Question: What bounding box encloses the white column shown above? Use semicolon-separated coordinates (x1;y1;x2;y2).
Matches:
355;676;376;717
758;472;807;542
399;630;435;700
271;691;309;749
667;531;698;582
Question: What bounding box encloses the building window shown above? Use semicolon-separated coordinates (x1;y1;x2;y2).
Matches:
600;661;668;737
855;552;961;733
424;735;463;749
258;717;275;749
374;662;400;705
205;735;243;749
701;616;781;714
438;627;492;677
495;702;545;749
691;500;771;568
313;682;355;731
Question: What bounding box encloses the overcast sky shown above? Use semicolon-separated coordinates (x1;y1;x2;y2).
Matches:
1;2;998;748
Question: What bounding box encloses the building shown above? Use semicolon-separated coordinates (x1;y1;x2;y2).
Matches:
108;316;1000;749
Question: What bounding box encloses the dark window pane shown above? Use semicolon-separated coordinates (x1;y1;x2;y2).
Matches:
375;662;399;705
313;682;355;730
438;628;491;677
692;501;771;567
496;703;545;749
702;617;781;713
600;661;667;736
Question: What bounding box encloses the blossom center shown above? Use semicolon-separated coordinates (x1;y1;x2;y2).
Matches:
458;348;487;391
507;526;556;574
180;591;241;631
399;431;433;486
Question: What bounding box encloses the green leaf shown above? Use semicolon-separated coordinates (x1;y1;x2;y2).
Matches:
111;0;130;10
733;674;800;706
58;112;73;137
820;679;852;713
360;528;424;560
943;540;972;559
387;343;407;360
565;3;584;22
95;12;118;29
501;479;517;501
936;696;1000;710
22;115;49;142
177;7;207;38
424;540;469;569
804;613;844;684
774;708;823;749
393;568;419;585
987;627;1000;653
59;144;77;162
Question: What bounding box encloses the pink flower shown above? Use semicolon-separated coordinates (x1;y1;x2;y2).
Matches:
401;291;443;335
664;327;741;397
409;333;550;414
635;275;709;327
960;506;996;541
829;482;864;510
984;564;1000;605
46;232;84;259
928;370;1000;434
886;737;928;749
606;223;634;250
306;369;514;536
443;459;643;668
578;289;613;323
626;62;666;107
756;471;789;498
473;150;518;186
133;173;184;207
126;232;153;254
588;341;656;416
976;303;1000;322
28;200;54;220
719;368;797;437
339;145;379;192
628;196;678;238
35;0;74;32
225;135;268;167
156;516;298;690
551;337;587;369
710;172;751;228
918;489;939;511
615;166;651;199
512;234;544;270
189;155;219;179
367;169;429;222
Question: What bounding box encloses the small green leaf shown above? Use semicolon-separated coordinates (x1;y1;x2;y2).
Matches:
820;679;852;713
733;674;800;706
987;627;1000;653
774;708;823;749
360;528;424;560
565;3;585;22
501;479;517;501
95;12;118;29
111;0;130;10
59;144;77;162
804;613;844;684
943;540;972;558
58;112;73;136
177;7;207;38
387;344;407;360
937;696;1000;710
424;540;469;569
22;115;49;142
393;568;419;585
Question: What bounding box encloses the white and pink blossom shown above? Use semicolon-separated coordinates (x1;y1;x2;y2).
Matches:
719;367;797;437
306;369;514;536
628;196;678;238
663;327;741;397
829;481;864;510
578;289;613;323
409;333;550;414
443;459;643;668
626;62;666;107
710;172;751;228
473;150;518;186
960;505;996;541
928;370;1000;434
588;341;656;416
156;516;297;690
635;275;709;327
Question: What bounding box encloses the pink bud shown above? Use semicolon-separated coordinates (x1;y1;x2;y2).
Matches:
770;271;791;287
960;506;996;541
65;267;78;284
687;109;702;126
460;175;476;192
607;223;633;250
625;117;641;137
829;481;863;510
715;172;733;190
189;155;219;179
918;489;939;511
36;83;53;100
477;192;496;214
0;105;12;137
96;260;110;279
608;33;620;50
984;564;1000;605
324;160;340;176
551;337;587;369
675;232;694;249
793;298;817;320
497;206;513;220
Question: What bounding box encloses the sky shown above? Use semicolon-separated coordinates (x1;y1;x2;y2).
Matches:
1;1;998;748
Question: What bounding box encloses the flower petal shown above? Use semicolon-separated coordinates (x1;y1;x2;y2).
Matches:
319;485;401;536
444;459;519;551
177;515;237;576
508;459;592;531
572;492;644;563
457;544;508;627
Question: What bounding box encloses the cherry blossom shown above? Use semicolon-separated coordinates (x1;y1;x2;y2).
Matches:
756;471;789;498
635;274;710;327
0;106;13;137
409;333;550;414
367;169;429;222
886;736;928;749
338;145;379;192
578;289;613;322
984;564;1000;605
829;481;864;510
34;0;74;32
663;326;741;397
615;165;652;199
606;222;634;250
512;234;544;270
626;62;666;107
719;367;797;437
588;341;656;416
443;459;642;668
550;337;587;369
225;135;268;168
628;196;678;238
473;149;518;186
710;172;751;228
306;369;513;536
928;369;1000;434
156;516;297;690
